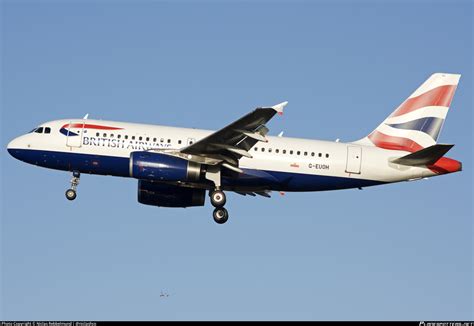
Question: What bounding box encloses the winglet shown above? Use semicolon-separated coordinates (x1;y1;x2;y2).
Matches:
272;101;288;116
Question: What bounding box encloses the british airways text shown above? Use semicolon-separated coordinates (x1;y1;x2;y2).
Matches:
83;136;172;150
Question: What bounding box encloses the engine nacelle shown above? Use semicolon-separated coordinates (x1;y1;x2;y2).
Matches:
130;151;202;182
138;180;205;207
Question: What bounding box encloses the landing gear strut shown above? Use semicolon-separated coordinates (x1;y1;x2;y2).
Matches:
65;171;80;201
209;189;228;224
206;167;230;224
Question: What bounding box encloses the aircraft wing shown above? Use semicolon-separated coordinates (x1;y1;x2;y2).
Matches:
180;101;287;169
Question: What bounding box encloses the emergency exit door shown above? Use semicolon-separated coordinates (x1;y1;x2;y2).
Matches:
345;146;362;174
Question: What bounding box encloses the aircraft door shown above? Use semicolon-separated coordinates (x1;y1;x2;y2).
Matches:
345;146;362;174
65;120;85;148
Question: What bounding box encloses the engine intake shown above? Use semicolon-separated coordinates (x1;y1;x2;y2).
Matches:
130;151;202;182
138;180;205;207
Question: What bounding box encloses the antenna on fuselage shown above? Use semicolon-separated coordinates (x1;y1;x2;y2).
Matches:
83;113;89;120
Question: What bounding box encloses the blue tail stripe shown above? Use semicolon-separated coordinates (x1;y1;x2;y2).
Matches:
387;117;444;140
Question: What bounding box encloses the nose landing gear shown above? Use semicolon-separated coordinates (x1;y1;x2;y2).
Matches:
65;171;80;201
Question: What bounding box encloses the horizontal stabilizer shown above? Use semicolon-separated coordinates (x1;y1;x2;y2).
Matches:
391;144;454;166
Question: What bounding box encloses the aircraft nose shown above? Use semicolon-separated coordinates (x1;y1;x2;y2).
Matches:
7;137;23;159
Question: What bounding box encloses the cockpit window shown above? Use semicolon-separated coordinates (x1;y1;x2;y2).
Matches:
35;127;44;134
44;127;51;134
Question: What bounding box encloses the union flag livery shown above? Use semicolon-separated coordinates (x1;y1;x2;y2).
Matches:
364;73;460;152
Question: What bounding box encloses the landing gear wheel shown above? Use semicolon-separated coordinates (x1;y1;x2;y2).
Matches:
213;207;229;224
210;190;226;207
65;189;77;201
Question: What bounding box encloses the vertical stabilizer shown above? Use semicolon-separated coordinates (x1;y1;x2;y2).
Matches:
357;73;460;152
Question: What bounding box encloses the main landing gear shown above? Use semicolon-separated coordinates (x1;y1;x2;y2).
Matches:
210;189;228;224
65;171;80;201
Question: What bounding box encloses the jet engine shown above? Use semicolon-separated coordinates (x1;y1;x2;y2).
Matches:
137;180;205;207
130;151;203;182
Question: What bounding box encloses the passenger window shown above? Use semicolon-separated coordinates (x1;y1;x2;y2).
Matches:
132;136;135;140
276;149;279;153
103;133;107;137
125;135;128;140
297;151;300;155
117;134;121;139
110;134;114;138
167;139;171;143
254;147;258;151
44;127;51;134
261;148;265;152
146;137;150;141
160;138;164;143
96;132;100;137
304;152;307;156
139;136;143;141
326;153;329;158
290;150;293;155
283;150;286;154
268;148;272;153
153;138;157;142
311;152;315;157
35;127;44;134
318;153;322;157
178;140;182;144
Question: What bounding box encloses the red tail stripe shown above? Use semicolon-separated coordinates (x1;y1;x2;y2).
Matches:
428;157;462;174
390;84;457;118
368;130;423;152
62;123;124;130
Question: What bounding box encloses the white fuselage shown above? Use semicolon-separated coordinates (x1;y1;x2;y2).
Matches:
7;118;440;192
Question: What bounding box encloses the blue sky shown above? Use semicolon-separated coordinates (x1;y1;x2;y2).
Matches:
1;0;472;321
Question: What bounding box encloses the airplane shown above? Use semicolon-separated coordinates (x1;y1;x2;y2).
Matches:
7;73;462;224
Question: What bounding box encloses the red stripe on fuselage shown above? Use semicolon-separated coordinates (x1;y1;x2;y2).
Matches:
390;84;457;118
368;130;424;152
61;123;124;130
